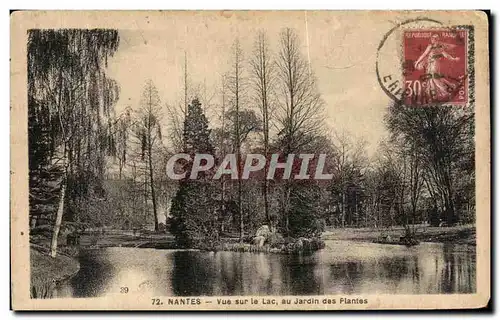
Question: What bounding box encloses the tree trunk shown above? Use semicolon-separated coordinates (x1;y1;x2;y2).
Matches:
444;191;456;225
263;124;270;227
263;137;270;227
118;158;123;180
234;42;243;243
263;178;270;226
148;147;159;231
283;183;291;235
341;191;346;228
50;156;67;258
220;179;226;234
238;178;243;242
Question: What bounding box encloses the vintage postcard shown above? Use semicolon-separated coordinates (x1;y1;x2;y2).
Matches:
10;10;490;310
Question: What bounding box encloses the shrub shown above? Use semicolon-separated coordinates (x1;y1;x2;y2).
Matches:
267;232;285;248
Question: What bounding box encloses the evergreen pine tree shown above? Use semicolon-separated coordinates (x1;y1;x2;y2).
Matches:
170;98;217;247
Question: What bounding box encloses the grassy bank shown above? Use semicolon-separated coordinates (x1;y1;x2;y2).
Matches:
322;224;476;245
76;231;326;254
77;231;177;249
30;245;80;298
72;225;475;251
210;237;325;254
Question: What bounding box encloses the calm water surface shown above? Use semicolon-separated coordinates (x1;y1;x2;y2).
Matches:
55;240;475;297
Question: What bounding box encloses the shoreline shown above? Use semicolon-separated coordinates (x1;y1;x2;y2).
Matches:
77;225;476;250
321;225;476;246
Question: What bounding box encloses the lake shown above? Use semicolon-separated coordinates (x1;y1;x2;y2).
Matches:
54;240;476;297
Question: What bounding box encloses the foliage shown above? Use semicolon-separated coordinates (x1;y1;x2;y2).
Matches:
133;80;164;231
287;182;325;238
385;103;474;225
170;99;218;247
27;29;120;256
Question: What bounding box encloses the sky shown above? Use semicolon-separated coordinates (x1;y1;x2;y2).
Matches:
105;11;393;156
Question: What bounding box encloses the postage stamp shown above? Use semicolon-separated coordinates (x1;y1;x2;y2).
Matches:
402;28;469;106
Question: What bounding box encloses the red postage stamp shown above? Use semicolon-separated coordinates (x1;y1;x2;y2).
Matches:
403;29;468;106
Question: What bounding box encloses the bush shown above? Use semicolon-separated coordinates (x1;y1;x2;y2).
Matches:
170;181;218;248
211;237;325;254
267;232;285;248
158;222;166;232
286;183;324;238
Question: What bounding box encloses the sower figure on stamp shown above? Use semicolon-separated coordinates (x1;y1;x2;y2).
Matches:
414;33;461;103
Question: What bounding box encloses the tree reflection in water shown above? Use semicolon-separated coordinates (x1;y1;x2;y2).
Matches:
55;241;476;298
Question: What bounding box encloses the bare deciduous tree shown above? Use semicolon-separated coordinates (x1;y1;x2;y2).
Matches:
275;28;324;234
275;28;324;154
249;30;275;226
135;80;163;231
227;38;246;241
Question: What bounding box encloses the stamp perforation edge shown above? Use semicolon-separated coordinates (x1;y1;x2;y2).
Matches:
399;25;475;108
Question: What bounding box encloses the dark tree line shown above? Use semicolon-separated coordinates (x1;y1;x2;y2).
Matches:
384;102;474;226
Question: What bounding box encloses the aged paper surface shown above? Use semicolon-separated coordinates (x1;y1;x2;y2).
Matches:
11;10;490;310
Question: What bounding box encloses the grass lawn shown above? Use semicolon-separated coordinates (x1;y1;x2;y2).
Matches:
30;245;80;298
30;246;80;282
322;224;476;245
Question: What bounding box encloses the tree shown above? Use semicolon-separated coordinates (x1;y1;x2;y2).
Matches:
364;147;403;228
328;131;367;227
275;28;324;154
249;30;275;227
111;107;133;179
403;140;425;228
211;76;231;233
170;98;217;247
134;80;163;231
226;39;246;241
385;103;474;224
275;28;324;236
27;29;120;257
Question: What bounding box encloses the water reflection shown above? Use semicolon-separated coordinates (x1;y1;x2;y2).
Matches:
172;251;216;296
54;241;476;298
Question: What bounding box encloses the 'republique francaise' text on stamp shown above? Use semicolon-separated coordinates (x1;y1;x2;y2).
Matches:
403;28;469;107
